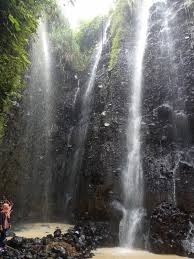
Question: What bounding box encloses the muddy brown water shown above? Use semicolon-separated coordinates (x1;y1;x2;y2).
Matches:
94;248;187;259
13;223;71;238
13;224;187;258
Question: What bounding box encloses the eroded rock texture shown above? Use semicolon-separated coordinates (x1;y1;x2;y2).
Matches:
73;0;194;252
0;50;79;220
149;202;192;256
142;0;194;213
1;222;113;259
143;0;194;256
73;9;134;243
0;0;194;255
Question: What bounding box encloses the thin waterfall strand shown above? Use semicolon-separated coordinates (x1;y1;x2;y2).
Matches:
64;21;110;211
120;0;153;248
39;19;52;220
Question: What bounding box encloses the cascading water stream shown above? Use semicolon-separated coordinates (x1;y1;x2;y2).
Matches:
19;18;53;220
39;19;53;220
73;79;80;105
119;0;154;248
84;21;109;99
64;21;110;212
120;0;192;248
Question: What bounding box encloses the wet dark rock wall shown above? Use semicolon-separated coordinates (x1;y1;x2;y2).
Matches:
148;202;192;257
142;0;194;256
75;38;129;220
0;50;79;221
74;0;194;250
73;7;138;243
0;0;194;254
142;0;194;213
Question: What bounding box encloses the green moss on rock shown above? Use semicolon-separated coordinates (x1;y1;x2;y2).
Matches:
109;0;132;69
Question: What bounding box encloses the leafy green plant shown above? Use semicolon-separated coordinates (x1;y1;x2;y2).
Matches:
46;8;84;72
75;16;104;66
48;13;105;72
0;0;73;137
0;0;47;137
109;0;131;69
0;0;105;137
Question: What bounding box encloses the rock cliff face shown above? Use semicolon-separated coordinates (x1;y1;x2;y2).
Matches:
74;0;194;252
73;16;134;244
142;0;194;214
148;202;192;257
75;34;129;219
0;51;79;220
0;0;194;255
142;0;194;255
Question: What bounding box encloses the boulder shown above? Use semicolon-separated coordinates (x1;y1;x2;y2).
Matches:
149;202;191;256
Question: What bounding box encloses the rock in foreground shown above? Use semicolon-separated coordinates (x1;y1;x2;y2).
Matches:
149;202;194;258
1;221;112;259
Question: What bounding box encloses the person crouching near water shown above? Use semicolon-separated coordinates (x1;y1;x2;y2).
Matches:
0;201;12;251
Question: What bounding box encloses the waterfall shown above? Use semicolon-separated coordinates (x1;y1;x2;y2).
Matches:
39;19;52;220
120;0;153;248
84;24;109;99
73;79;80;105
19;18;53;219
64;21;110;212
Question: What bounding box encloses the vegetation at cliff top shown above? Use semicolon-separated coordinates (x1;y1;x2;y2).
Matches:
0;0;58;138
47;9;104;73
75;16;104;65
0;0;102;138
46;5;83;72
109;0;132;69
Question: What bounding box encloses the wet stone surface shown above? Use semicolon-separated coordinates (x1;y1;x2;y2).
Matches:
0;222;113;259
149;202;194;258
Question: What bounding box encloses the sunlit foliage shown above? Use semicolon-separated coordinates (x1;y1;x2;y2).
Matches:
75;16;104;64
0;0;105;138
109;0;131;69
0;0;74;138
0;0;51;137
47;7;84;72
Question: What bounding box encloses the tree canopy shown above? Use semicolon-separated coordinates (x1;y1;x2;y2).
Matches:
109;0;131;69
0;0;106;138
0;0;52;137
75;16;104;59
0;0;75;137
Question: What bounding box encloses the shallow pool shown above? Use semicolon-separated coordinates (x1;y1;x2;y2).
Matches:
94;248;186;259
13;222;72;238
